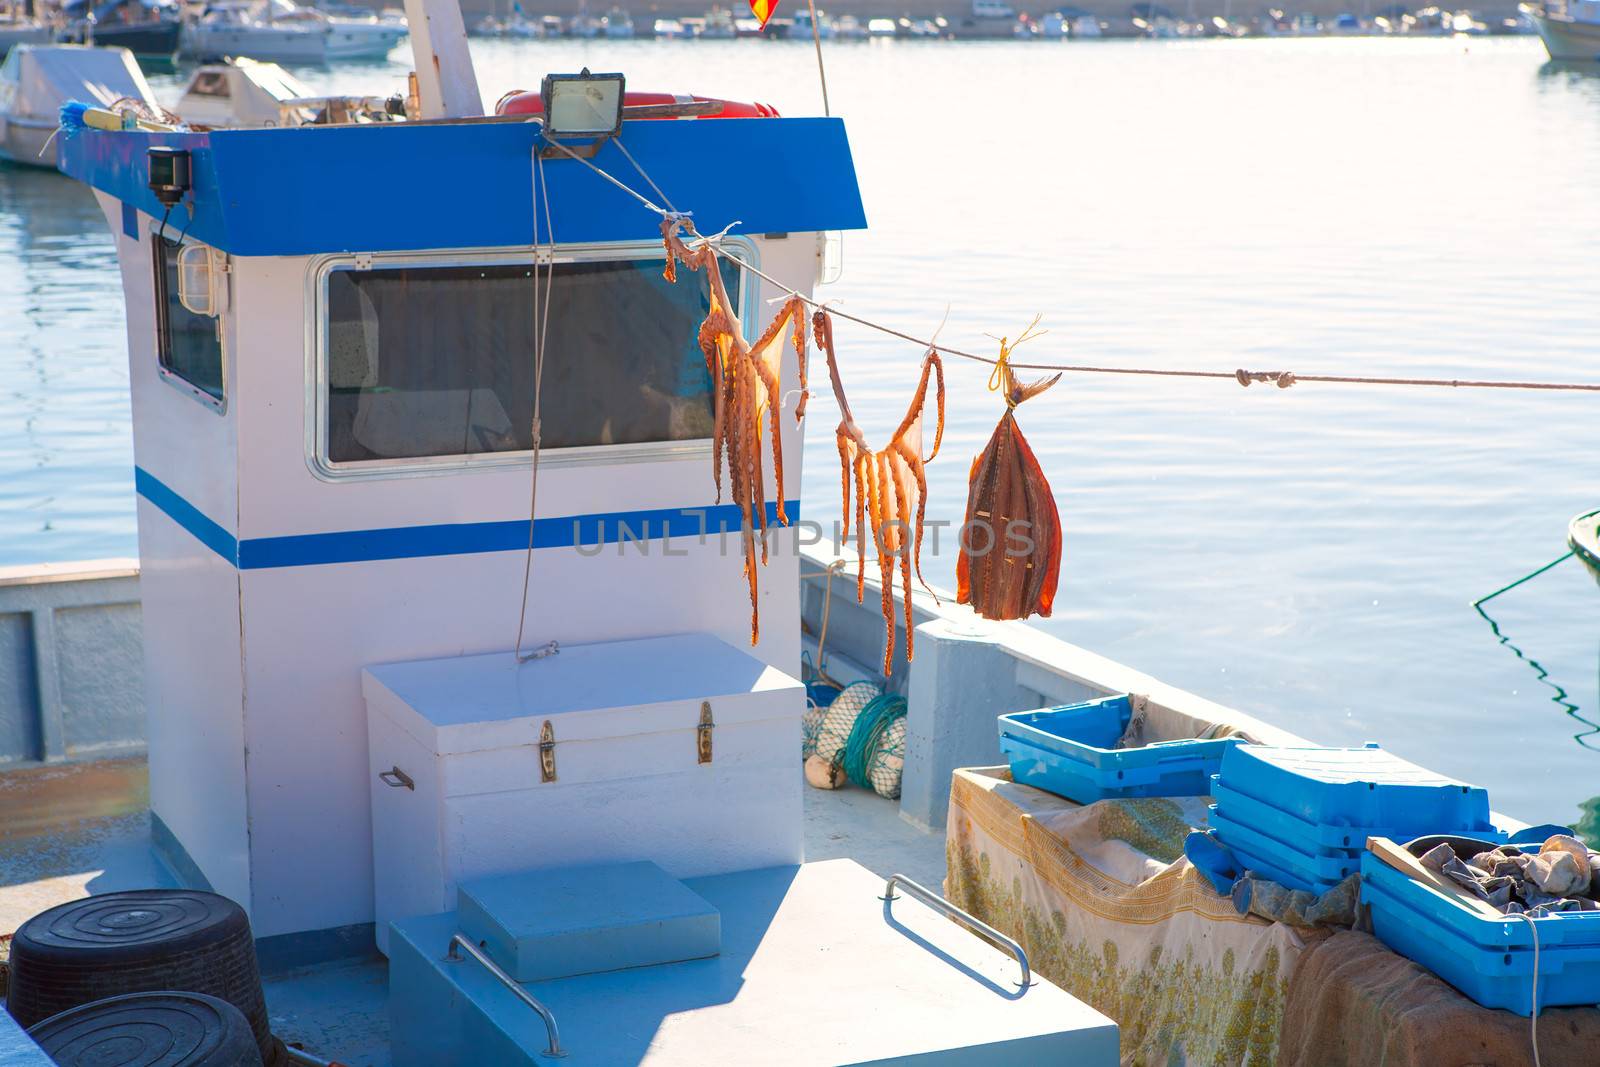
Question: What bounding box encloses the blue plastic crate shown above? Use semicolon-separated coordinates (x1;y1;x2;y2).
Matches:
1362;850;1600;953
1209;778;1505;856
1218;744;1491;832
1361;854;1600;1015
1207;807;1362;892
997;695;1241;805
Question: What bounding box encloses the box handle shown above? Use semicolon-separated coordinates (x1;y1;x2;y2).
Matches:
378;766;414;791
881;873;1032;989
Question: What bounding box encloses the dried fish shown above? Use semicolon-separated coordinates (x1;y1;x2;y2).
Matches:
812;309;945;675
957;323;1062;621
661;218;809;645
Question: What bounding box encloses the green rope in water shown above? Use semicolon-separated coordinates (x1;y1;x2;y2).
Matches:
838;692;907;791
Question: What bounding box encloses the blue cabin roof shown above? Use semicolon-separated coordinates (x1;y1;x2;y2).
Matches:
58;116;868;256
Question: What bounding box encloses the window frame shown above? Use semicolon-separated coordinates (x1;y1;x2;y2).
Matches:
303;238;760;482
152;233;228;414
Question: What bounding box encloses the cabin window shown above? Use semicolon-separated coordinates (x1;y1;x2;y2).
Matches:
320;252;742;468
153;236;225;407
188;71;231;98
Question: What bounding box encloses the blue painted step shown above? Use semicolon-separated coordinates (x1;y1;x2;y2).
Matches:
457;861;720;983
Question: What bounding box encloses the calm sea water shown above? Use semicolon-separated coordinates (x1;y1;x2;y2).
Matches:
1;37;1595;833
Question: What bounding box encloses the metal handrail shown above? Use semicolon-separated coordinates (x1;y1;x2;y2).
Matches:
881;873;1032;989
445;933;566;1058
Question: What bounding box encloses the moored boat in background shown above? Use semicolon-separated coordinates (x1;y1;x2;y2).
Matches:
1525;0;1600;58
181;0;408;63
1571;508;1600;586
0;43;157;168
55;0;182;69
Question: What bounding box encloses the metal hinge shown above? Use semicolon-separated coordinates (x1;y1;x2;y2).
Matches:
697;701;714;764
352;253;374;271
539;720;557;783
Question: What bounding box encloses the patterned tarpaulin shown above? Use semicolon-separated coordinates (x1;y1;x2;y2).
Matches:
944;767;1326;1066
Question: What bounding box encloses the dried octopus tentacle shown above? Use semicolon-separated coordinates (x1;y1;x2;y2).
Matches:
874;450;896;673
890;452;917;664
853;450;868;602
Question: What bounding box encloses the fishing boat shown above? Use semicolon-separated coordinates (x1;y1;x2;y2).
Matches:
181;0;408;63
601;4;633;37
0;3;1134;1060
0;44;157;168
54;0;183;69
1571;508;1600;586
3;1;1594;1063
1524;0;1600;58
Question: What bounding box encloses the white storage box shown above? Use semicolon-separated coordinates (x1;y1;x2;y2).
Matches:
363;633;804;952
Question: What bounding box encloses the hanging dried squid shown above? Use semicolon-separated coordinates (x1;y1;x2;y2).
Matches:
957;325;1062;621
813;309;945;675
660;217;809;645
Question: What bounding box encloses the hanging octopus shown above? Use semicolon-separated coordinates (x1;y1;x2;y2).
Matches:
813;309;945;675
661;217;809;646
957;323;1062;621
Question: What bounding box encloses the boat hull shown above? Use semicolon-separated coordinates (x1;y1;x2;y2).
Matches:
0;113;58;169
1570;509;1600;586
1530;8;1600;59
182;22;406;63
58;19;181;66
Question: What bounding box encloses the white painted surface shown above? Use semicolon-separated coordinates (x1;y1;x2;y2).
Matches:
389;859;1120;1066
101;215;819;940
95;192;252;908
364;634;804;949
403;0;482;118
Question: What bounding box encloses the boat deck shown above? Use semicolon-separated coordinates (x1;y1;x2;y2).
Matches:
0;756;947;1066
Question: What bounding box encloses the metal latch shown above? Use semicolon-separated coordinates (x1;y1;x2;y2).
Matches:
378;766;414;790
352;252;374;271
697;701;714;764
539;720;557;783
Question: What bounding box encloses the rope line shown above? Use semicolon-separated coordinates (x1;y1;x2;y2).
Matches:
513;141;559;664
534;126;1600;395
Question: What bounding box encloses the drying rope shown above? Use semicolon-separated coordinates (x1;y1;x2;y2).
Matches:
838;691;907;790
536;134;1600;396
513;139;559;664
1513;911;1542;1067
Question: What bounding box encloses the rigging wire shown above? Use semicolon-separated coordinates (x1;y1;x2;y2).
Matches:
537;129;1600;396
513;139;559;664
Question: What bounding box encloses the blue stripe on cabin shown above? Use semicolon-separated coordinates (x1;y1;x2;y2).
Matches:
60;118;868;256
135;466;801;570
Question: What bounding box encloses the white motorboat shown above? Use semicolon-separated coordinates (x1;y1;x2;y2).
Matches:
0;44;157;168
1525;0;1600;58
171;56;399;127
182;0;408;63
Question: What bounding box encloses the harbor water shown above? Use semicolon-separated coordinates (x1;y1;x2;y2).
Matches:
1;36;1595;834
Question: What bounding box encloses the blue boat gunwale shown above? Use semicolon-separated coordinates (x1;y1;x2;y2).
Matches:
55;114;869;257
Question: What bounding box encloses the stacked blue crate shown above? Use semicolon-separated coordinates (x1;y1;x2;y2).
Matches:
997;695;1241;806
1362;852;1600;1015
1207;744;1499;894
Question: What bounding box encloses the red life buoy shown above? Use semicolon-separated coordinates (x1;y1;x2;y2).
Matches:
495;90;779;120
